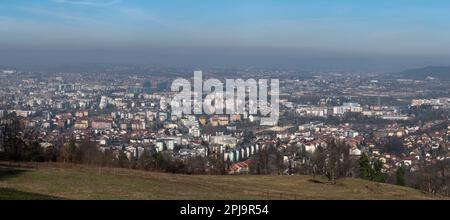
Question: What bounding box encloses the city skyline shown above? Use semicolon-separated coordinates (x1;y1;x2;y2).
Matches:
0;1;449;203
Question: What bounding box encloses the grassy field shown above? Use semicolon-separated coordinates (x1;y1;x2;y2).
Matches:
0;163;438;200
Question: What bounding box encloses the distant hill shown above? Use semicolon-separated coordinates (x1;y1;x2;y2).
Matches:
398;66;450;80
0;163;436;200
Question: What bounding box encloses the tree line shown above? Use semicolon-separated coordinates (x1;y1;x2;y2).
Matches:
0;114;228;175
249;139;449;196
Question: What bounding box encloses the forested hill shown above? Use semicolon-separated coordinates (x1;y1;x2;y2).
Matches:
397;66;450;80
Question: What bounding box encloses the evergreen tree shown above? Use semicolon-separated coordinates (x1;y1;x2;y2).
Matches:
396;166;406;186
67;138;78;163
372;159;386;182
358;153;371;180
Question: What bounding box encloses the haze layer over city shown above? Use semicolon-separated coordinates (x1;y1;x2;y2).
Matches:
1;0;450;71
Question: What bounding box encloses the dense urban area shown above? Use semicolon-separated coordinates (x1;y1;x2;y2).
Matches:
0;66;449;196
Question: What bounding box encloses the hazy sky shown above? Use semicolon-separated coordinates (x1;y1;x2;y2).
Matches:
1;0;450;71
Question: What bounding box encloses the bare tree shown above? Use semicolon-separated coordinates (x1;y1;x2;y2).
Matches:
310;140;352;184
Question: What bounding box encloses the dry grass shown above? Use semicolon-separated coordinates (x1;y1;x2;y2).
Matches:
0;162;438;200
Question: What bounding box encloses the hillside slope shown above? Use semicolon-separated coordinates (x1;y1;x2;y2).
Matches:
398;66;450;80
0;164;436;200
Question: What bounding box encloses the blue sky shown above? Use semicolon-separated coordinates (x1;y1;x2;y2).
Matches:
1;0;450;69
